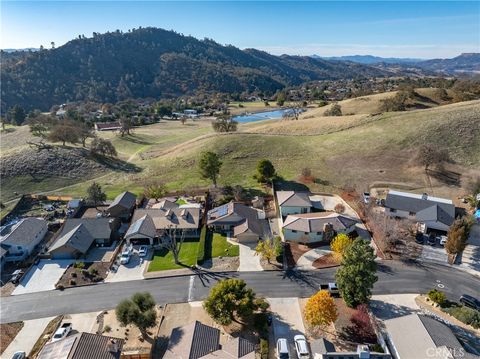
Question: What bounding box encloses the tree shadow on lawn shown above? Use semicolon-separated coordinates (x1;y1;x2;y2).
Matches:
120;134;154;145
274;179;311;192
93;155;142;173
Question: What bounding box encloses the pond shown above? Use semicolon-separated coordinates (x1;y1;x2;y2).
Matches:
232;108;300;123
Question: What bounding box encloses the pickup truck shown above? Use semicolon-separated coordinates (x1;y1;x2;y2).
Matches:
319;282;340;296
51;323;72;342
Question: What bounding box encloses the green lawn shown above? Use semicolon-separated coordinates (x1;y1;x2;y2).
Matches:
175;198;187;205
147;239;200;271
211;233;239;257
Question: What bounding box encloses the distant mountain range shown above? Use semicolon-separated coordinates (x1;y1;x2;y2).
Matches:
313;53;480;73
1;27;478;112
312;54;424;64
0;28;389;112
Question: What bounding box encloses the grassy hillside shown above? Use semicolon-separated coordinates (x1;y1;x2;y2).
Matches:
1;99;478;203
314;87;455;116
53;99;480;200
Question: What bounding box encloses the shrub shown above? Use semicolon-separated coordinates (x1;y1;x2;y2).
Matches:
324;103;342;116
73;262;85;269
428;289;447;305
56;284;65;290
103;325;112;333
197;226;207;264
334;203;345;213
443;306;480;329
89;267;98;276
70;279;77;286
71;272;77;278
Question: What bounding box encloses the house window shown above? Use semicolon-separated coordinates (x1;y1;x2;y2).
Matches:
390;209;397;213
17;246;22;250
301;208;308;213
409;211;415;216
291;230;297;233
316;232;321;235
304;232;308;235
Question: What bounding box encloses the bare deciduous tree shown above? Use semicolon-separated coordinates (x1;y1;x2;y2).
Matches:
161;226;186;265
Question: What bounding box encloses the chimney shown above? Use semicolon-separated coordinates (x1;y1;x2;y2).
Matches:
107;339;119;353
180;209;187;219
422;193;428;200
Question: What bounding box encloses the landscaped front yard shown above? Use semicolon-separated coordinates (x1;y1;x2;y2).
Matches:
211;233;239;257
147;239;200;271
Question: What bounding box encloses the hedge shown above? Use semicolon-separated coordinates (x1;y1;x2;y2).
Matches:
197;226;207;264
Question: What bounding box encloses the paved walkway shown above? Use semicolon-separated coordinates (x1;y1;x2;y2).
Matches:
238;242;263;272
296;246;331;270
2;316;54;359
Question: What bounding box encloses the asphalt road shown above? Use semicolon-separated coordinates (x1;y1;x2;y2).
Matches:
1;261;479;323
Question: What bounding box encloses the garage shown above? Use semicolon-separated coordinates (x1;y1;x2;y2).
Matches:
128;237;152;246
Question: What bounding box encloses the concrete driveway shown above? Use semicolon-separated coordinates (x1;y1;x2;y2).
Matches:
12;260;73;295
105;248;150;283
238;242;263;272
420;245;448;266
61;312;99;334
268;297;306;357
2;316;54;358
296;246;331;270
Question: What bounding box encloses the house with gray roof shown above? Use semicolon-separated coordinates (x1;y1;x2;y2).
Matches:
55;218;117;246
283;212;358;243
384;314;478;359
37;332;124;359
277;191;312;216
130;205;201;241
48;224;95;259
207;202;270;243
125;214;157;246
0;218;47;263
164;321;255;359
384;190;455;233
106;191;137;220
312;341;390;359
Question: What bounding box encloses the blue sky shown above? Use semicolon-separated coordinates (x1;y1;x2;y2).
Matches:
1;1;479;58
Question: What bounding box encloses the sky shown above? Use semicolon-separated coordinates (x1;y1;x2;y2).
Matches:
1;1;479;58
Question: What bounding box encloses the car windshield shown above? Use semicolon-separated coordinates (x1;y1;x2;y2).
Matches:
53;333;62;338
279;354;289;359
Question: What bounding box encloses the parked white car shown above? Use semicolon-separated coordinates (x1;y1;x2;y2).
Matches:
294;335;310;358
120;251;131;264
138;245;148;257
363;192;371;204
51;323;72;342
439;235;448;246
276;338;290;359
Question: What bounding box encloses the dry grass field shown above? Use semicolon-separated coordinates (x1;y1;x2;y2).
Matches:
1;94;478;203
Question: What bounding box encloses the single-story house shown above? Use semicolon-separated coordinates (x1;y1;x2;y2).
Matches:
384;314;477;359
48;224;95;259
283;212;357;243
106;191;137;220
124;214;157;246
0;218;48;262
52;217;117;249
277;191;312;216
164;321;255;359
37;332;124;359
94;121;122;131
129;205;201;244
384;190;455;233
207;202;270;242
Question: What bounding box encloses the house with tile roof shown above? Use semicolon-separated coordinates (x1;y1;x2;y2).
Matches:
384;190;455;233
0;217;48;263
37;332;124;359
164;321;255;359
207;202;270;243
283;212;358;243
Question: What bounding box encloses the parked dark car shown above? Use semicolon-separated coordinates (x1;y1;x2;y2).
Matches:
460;295;480;310
415;232;425;244
427;233;436;246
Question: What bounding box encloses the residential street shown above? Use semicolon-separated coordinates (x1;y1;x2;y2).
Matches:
1;261;479;324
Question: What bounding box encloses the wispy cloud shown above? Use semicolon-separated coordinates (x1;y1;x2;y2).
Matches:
256;43;480;59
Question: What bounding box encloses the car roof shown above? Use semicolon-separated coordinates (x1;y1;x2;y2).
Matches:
294;336;308;352
277;338;288;351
